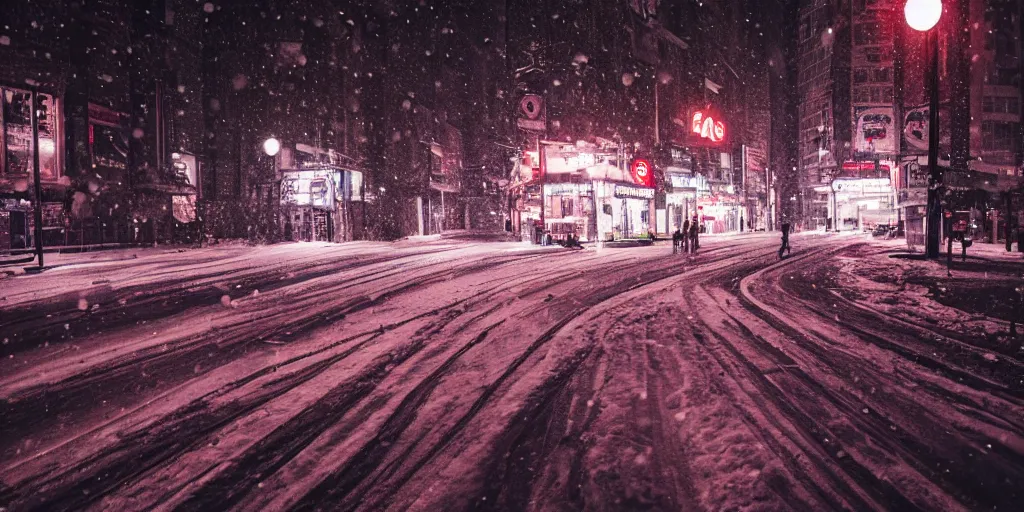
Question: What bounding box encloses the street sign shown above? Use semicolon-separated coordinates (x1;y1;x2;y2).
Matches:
517;94;546;132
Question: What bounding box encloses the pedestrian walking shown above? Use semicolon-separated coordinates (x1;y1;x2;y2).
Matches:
672;228;682;254
682;218;691;254
779;221;791;259
689;215;700;254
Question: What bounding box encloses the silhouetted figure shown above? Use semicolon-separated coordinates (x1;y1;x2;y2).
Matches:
689;216;700;254
779;222;791;259
682;218;691;254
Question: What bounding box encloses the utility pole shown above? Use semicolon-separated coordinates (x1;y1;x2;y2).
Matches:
925;27;941;259
30;89;44;269
654;79;660;145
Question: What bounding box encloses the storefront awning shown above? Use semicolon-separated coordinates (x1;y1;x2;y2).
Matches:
429;181;459;193
137;182;197;195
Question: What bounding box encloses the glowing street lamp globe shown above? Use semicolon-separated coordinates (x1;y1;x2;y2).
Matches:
263;137;281;156
904;0;941;32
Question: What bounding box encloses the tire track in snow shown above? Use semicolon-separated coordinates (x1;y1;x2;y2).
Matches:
0;249;557;471
735;243;1024;510
0;244;654;510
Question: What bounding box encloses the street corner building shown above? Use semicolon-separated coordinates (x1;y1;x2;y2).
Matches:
505;0;774;244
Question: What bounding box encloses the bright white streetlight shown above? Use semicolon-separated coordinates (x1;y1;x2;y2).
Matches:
904;0;942;32
263;137;281;156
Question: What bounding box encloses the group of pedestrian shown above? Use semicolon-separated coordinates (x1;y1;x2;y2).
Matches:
672;216;700;255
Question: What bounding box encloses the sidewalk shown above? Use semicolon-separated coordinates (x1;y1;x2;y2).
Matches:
872;236;1024;264
0;245;211;277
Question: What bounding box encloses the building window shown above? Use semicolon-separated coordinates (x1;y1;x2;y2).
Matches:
854;23;882;45
983;96;1020;114
873;68;891;83
2;88;61;179
854;87;870;103
854;69;870;84
981;121;1019;150
989;67;1021;87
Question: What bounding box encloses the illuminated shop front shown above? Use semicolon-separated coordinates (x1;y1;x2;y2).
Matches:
279;167;363;242
595;181;655;240
696;191;743;234
543;181;595;242
826;177;897;232
509;141;658;243
665;173;707;234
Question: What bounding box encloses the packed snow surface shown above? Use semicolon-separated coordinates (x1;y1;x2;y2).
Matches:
1;233;1021;511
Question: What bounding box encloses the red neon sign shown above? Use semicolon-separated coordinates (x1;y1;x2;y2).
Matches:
691;111;725;143
631;159;653;187
841;162;891;172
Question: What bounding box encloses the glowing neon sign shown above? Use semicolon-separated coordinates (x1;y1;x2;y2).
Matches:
631;159;653;187
691;111;726;143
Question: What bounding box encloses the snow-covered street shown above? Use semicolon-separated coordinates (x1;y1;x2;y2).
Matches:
1;233;1022;511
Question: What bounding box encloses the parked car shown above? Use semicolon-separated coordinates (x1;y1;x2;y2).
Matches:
872;224;897;238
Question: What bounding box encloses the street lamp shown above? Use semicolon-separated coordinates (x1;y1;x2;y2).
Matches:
904;0;942;31
263;137;281;157
905;0;942;259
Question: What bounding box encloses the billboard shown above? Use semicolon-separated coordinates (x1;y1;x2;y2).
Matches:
854;107;895;154
902;104;951;154
280;170;336;210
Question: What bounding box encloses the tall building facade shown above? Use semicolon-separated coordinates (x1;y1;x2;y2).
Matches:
505;0;777;242
796;0;1023;238
0;0;206;252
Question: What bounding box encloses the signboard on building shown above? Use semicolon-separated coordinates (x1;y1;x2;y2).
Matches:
668;174;709;193
842;161;891;173
280;170;336;210
517;94;546;132
544;183;593;196
744;146;766;174
903;104;951;154
951;211;970;234
691;110;726;143
171;153;200;198
905;162;929;188
832;178;892;195
631;159;653;187
614;185;655;200
349;170;364;202
854;107;895;154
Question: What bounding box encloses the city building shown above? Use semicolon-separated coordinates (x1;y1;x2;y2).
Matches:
0;0;205;253
796;0;1023;239
506;0;775;242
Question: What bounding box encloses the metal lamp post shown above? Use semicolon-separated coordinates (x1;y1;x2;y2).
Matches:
30;89;44;269
905;0;942;258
